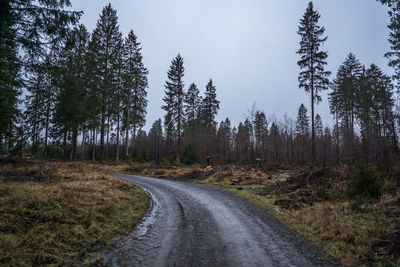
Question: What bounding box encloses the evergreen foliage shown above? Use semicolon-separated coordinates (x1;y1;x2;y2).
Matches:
162;54;185;161
297;1;330;164
347;161;384;199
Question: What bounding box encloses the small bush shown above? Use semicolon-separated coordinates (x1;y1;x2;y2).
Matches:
347;161;384;199
181;144;198;165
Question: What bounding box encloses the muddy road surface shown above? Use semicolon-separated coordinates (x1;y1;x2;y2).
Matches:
102;174;338;267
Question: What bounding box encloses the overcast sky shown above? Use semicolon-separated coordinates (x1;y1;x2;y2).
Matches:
70;0;391;131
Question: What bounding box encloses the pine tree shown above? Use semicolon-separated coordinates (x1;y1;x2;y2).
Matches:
91;3;122;161
297;1;330;164
122;30;148;163
162;54;185;163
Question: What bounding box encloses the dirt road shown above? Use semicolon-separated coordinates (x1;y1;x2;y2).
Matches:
102;174;338;266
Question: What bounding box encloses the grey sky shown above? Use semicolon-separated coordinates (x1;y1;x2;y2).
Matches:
70;0;391;131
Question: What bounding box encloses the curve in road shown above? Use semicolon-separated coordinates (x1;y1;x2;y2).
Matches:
102;174;338;267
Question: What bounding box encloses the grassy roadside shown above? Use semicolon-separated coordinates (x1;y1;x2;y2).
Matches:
0;158;148;266
127;163;399;267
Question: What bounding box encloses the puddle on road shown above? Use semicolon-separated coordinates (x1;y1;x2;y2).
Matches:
134;188;159;237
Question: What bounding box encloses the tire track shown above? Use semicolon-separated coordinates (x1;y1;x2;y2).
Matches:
101;175;339;267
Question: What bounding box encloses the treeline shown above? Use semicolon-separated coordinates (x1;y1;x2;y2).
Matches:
1;1;400;168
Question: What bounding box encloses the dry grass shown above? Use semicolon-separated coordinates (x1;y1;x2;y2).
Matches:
0;159;148;266
201;167;400;266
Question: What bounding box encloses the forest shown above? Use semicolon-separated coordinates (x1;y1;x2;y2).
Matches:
1;0;400;266
0;0;399;171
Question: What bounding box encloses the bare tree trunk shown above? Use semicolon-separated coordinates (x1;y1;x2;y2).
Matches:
44;100;51;157
116;115;120;162
92;128;96;163
125;106;130;164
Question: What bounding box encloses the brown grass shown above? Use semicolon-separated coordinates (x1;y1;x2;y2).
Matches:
202;167;400;266
0;159;148;266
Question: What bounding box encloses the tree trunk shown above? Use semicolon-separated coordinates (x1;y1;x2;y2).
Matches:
116;115;120;162
44;100;51;157
92;128;96;163
125;104;130;164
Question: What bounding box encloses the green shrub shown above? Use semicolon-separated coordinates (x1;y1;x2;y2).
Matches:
181;144;198;165
347;161;384;199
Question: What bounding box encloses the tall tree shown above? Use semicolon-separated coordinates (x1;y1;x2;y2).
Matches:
297;1;330;164
122;30;148;163
53;25;89;159
162;54;185;163
296;103;309;162
253;111;268;159
378;0;400;89
148;119;163;162
201;79;220;127
0;0;80;151
184;83;201;145
91;3;121;161
329;53;363;159
315;114;323;137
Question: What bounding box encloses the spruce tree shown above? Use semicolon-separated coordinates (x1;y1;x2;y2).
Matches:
148;119;163;161
253;111;268;158
297;1;330;164
296;103;309;162
184;83;201;145
201;79;220;127
122;30;148;163
378;0;400;89
162;54;185;163
315;114;323;137
296;103;309;136
329;53;363;159
91;3;122;161
0;0;80;151
53;25;89;159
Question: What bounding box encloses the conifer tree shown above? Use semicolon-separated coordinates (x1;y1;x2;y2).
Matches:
253;111;268;158
315;114;323;137
217;118;232;161
122;30;148;162
329;53;363;158
0;0;80;151
162;54;185;163
296;103;309;162
296;103;309;136
91;3;122;161
297;1;330;164
148;119;163;161
184;83;201;145
53;25;89;159
201;79;220;127
378;0;400;88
